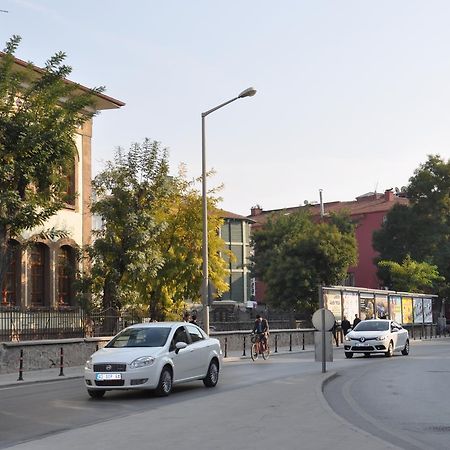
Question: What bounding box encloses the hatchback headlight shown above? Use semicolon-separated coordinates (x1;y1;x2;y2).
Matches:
85;358;93;370
344;336;351;341
376;335;388;341
130;356;155;369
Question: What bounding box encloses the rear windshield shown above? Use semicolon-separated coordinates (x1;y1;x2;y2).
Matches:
106;327;171;348
354;321;389;332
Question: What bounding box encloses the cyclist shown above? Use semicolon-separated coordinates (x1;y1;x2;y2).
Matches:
252;314;269;351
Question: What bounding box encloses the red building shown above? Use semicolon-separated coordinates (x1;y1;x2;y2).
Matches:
249;190;409;303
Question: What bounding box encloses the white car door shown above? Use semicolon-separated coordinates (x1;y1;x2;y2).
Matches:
186;324;209;377
170;326;196;381
391;322;405;349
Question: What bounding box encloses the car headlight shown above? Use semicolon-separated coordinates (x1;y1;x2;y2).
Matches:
376;335;388;341
85;358;93;370
344;336;351;341
130;356;155;369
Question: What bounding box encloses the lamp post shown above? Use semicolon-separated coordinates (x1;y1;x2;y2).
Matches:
201;87;257;334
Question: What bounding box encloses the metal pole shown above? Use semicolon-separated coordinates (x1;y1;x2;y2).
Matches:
319;189;324;218
319;285;326;373
201;114;210;335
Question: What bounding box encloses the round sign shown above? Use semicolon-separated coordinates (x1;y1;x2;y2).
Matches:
312;308;335;331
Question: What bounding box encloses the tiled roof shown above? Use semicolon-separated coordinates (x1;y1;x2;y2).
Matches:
248;193;409;225
219;209;256;223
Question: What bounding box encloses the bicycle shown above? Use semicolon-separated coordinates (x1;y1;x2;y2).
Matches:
250;333;270;361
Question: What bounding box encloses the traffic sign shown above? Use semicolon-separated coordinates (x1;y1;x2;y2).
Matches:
312;308;335;331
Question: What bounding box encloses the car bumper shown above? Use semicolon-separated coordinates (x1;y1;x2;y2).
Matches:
84;366;160;390
344;341;388;353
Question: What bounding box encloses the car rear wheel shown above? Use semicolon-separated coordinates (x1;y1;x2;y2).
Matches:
385;341;394;357
401;340;409;355
87;389;105;399
155;366;173;396
203;360;219;387
345;352;353;358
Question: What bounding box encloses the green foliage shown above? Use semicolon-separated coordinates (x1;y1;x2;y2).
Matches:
378;255;443;293
0;35;104;287
373;155;450;296
86;141;229;321
251;210;357;316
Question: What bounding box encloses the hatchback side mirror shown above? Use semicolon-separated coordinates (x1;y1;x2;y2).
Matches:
175;341;188;354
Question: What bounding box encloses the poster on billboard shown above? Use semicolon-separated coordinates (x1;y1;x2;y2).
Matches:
324;290;342;322
375;295;389;319
402;297;413;324
360;294;375;320
343;291;359;322
390;296;402;323
413;298;424;324
423;298;433;323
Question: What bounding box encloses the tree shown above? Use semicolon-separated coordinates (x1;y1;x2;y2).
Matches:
251;211;357;316
0;35;104;288
378;255;444;293
373;155;450;296
87;141;230;322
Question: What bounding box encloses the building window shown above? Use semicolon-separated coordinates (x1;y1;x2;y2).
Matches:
57;246;75;306
30;243;49;307
2;240;21;306
230;245;243;270
62;160;76;206
230;221;242;242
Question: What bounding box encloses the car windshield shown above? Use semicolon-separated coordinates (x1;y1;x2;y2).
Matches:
106;327;171;348
353;321;389;332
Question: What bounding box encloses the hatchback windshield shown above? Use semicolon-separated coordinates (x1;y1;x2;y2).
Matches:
353;321;389;332
106;327;171;348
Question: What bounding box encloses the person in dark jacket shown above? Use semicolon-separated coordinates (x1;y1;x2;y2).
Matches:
252;314;269;350
341;316;351;335
353;314;361;328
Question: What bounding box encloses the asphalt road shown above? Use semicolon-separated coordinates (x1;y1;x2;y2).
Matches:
324;340;450;450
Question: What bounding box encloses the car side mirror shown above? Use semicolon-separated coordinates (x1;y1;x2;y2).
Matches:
175;342;188;354
391;328;398;333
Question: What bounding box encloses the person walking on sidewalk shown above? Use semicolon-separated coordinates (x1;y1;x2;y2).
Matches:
353;314;361;328
341;316;351;335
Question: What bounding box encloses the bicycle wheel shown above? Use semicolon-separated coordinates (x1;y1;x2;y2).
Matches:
262;345;270;360
251;343;259;361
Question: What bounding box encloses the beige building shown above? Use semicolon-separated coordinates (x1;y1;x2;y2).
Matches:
2;55;124;308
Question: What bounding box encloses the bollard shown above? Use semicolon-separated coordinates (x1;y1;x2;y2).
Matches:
96;344;99;352
274;335;278;353
412;326;415;340
59;347;65;376
289;334;292;352
425;325;427;340
242;336;246;357
302;332;305;350
224;337;228;358
17;349;24;381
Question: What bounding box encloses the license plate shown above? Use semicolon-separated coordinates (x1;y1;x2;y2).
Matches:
96;373;122;381
356;343;365;347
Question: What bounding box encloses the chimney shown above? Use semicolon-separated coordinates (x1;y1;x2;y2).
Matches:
384;189;394;202
250;205;263;216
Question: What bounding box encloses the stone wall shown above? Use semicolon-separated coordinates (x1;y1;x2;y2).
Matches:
0;329;314;375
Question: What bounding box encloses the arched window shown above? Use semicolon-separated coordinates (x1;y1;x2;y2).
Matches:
30;243;49;307
2;240;21;306
57;246;76;306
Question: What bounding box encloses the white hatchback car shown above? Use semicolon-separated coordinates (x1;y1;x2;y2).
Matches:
84;322;222;398
344;319;409;358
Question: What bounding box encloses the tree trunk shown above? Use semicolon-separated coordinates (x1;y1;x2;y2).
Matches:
102;274;120;334
0;225;10;299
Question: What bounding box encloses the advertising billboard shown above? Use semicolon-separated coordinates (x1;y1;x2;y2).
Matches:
413;298;424;324
360;294;375;320
343;291;359;322
390;295;402;323
324;290;342;322
375;294;388;319
423;298;433;323
402;297;413;324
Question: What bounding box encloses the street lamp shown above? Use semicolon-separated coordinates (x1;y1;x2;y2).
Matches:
201;87;257;334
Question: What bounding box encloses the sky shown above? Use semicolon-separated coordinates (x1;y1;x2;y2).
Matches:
2;1;450;215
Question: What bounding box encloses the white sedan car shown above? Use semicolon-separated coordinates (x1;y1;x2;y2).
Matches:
84;322;222;398
344;319;409;358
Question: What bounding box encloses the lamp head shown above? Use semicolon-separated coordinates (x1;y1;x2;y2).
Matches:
238;87;257;98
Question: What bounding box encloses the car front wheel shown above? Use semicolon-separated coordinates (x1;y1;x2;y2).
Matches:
401;340;409;355
345;352;353;359
87;389;105;399
385;341;394;357
203;360;219;388
155;366;173;397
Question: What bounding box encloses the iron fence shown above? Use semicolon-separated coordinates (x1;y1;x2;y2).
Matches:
0;307;144;342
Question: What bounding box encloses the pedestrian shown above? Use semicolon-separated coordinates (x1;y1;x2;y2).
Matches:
183;311;190;322
353;314;361;328
190;312;198;325
341;316;351;335
331;320;339;346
